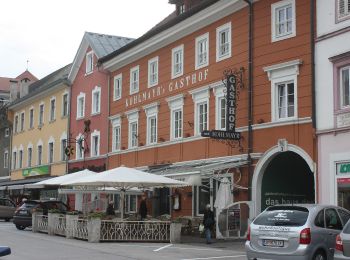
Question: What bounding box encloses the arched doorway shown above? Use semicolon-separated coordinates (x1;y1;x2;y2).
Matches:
252;145;316;214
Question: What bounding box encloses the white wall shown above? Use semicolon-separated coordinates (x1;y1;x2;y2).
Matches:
317;0;350;37
315;32;350;130
316;0;350;131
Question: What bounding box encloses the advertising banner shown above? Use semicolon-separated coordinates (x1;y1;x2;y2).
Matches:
22;165;50;177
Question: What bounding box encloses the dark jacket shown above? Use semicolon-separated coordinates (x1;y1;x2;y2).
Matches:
106;203;115;216
203;209;215;228
139;199;147;218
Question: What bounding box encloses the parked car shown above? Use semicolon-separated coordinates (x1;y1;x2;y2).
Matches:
334;218;350;259
13;200;68;230
0;246;11;257
0;198;16;221
246;204;350;260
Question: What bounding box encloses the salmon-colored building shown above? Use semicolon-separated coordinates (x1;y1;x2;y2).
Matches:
101;0;316;234
67;32;133;210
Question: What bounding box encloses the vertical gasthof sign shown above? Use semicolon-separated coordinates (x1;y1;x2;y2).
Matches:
226;74;236;132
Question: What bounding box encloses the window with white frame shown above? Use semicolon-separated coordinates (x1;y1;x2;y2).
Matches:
144;103;159;145
14;115;18;133
91;86;101;115
5;128;9;137
263;59;301;122
86;51;93;74
37;145;43;165
39;103;44;126
167;94;184;140
340;66;350;108
111;117;121;152
130;66;139;95
125;194;137;213
171;45;184;79
19;149;23;168
195;33;209;69
197;102;208;133
76;134;84;160
91;130;100;157
126;110;139;149
113;74;122;101
48;141;54;164
50;97;56;122
213;85;227;130
190;87;210;136
27;146;32;167
20;112;25;132
148;57;159;87
3;150;8;168
29;108;34;129
216;22;232;62
12;150;17;169
337;0;350;21
62;93;69;117
271;0;296;42
77;93;85;119
61;138;67;161
276;81;295;119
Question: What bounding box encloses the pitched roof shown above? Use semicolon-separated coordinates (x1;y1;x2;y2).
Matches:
68;32;134;82
16;70;38;82
85;32;134;59
0;77;12;92
99;0;220;64
9;64;71;108
0;70;38;92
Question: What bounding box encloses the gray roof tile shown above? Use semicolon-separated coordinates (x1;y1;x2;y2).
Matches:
85;32;134;58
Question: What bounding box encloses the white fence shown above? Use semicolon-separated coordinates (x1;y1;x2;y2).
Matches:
100;221;171;242
32;213;178;243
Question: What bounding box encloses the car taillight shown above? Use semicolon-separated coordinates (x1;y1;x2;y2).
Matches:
247;225;251;241
300;228;311;244
336;234;343;252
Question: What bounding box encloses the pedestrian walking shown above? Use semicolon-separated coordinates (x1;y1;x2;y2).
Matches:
139;194;148;220
203;204;215;244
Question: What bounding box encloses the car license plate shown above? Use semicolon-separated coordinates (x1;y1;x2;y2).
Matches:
19;210;27;215
262;239;284;247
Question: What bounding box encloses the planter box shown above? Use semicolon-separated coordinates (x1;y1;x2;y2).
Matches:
170;222;182;243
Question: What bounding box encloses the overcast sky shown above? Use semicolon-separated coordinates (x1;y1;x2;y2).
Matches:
0;0;175;79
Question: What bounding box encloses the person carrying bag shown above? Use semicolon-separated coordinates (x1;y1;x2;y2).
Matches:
203;204;215;244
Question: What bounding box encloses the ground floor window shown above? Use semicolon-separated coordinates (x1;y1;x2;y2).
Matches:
193;175;232;216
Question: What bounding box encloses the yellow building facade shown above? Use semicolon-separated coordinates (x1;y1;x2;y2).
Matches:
9;65;71;181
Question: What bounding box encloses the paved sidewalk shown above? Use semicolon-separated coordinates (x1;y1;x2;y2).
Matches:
181;235;246;251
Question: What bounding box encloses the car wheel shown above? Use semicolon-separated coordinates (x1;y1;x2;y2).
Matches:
313;250;326;260
4;218;10;222
15;225;25;230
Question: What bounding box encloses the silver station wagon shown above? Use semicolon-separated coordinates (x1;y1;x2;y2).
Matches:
246;204;350;260
334;218;350;260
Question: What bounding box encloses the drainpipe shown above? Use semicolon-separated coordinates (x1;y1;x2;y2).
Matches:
66;83;72;175
310;0;317;203
243;0;254;201
311;0;316;130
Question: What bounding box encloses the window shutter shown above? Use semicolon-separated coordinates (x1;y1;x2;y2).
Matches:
339;0;345;16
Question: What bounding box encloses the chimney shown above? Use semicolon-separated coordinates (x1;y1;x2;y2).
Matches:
19;77;30;98
9;80;19;102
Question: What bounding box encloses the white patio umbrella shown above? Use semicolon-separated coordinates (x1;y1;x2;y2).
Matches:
214;177;233;239
62;166;188;218
27;169;96;188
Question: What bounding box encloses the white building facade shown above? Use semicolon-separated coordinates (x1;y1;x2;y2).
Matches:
316;0;350;210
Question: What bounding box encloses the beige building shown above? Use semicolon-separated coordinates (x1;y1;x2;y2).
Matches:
8;65;71;188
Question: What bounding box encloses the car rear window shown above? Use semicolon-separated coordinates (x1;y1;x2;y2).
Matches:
253;206;309;227
20;201;38;209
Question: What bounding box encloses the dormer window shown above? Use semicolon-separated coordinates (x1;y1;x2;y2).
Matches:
86;51;93;74
179;4;185;14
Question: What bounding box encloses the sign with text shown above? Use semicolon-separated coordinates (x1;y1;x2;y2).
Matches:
337;162;350;175
22;165;50;177
226;74;237;132
201;130;241;140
